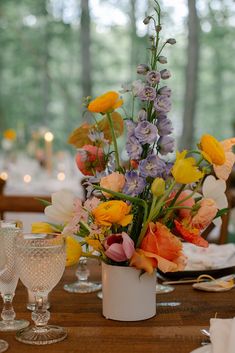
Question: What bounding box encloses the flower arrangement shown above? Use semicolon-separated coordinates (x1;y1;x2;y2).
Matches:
34;1;235;274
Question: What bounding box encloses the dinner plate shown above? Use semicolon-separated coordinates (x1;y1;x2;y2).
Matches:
190;344;212;353
158;266;235;280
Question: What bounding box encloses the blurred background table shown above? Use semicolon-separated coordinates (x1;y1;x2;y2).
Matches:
1;260;235;353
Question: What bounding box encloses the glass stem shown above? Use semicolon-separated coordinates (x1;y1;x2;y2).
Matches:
32;295;50;329
76;258;90;282
1;293;16;324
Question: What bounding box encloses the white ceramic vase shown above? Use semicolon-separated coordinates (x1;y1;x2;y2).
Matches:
102;262;156;321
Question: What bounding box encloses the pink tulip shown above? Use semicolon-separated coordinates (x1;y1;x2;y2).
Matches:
104;232;135;262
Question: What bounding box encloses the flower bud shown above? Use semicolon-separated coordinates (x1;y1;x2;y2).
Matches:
151;178;165;197
136;64;150;75
160;69;171;80
158;86;172;97
166;38;176;45
158;56;167;64
143;16;151;25
156;25;162;32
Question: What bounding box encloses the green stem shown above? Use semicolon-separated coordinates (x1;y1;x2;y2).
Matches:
106;112;120;171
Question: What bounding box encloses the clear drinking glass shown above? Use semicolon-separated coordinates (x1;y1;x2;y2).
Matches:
26;289;50;311
15;233;67;345
0;221;29;332
0;234;9;352
63;257;102;293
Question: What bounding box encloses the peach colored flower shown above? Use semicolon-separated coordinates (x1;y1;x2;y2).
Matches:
136;222;187;273
174;220;208;248
191;198;218;230
100;172;125;198
171;190;195;219
130;249;157;274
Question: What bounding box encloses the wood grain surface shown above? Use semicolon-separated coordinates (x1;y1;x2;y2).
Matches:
1;260;234;353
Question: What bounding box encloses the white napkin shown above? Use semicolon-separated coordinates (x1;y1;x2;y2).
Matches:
183;243;235;270
210;318;235;353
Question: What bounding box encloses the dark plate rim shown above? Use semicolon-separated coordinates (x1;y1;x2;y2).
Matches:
158;266;235;280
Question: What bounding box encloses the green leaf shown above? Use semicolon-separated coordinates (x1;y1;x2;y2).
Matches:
214;208;229;218
35;198;51;207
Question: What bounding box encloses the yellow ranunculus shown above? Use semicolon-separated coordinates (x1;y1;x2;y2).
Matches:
172;150;204;184
88;91;123;113
200;134;225;165
92;200;133;227
31;222;55;233
3;129;16;141
66;236;82;266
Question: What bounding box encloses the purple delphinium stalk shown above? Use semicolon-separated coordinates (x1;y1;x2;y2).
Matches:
138;86;156;101
156;115;173;136
157;136;174;155
154;95;171;114
139;154;166;178
160;69;171;80
158;86;172;97
126;137;143;160
132;80;145;96
146;70;161;85
126;120;136;138
134;121;158;145
138;109;147;122
123;171;146;196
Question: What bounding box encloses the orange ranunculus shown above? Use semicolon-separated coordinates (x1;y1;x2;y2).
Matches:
75;144;106;176
174;220;208;248
88;91;123;114
92;200;133;227
133;222;187;273
100;172;125;198
191;198;218;230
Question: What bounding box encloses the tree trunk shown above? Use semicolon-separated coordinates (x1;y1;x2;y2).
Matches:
42;4;50;125
129;0;138;80
180;0;200;149
80;0;92;98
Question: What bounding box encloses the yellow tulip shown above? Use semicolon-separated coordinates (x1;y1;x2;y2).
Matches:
88;91;123;113
85;237;103;252
151;178;165;197
92;200;133;227
66;236;82;267
172;150;204;184
31;222;54;234
200;134;225;165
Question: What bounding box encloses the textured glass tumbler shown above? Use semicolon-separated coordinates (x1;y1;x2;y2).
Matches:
63;257;102;293
0;221;29;332
15;233;67;345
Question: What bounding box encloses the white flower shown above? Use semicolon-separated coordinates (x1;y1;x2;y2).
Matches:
45;189;76;224
202;175;228;226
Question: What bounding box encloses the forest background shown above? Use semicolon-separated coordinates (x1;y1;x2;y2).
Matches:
0;0;234;152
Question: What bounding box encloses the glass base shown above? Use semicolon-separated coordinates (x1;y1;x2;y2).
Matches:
27;302;50;311
156;284;175;294
97;291;103;299
15;325;67;345
0;319;29;332
63;281;102;293
0;340;8;352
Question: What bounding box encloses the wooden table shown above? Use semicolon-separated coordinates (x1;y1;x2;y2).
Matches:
1;261;235;353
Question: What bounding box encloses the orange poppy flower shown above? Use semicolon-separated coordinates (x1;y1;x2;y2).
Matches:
174;220;208;248
88;91;123;114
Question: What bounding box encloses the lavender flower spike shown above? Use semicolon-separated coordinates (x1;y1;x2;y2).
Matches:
123;171;146;196
126;136;143;160
138;86;156;101
135;121;158;145
126;120;136;138
158;136;175;155
156;115;173;136
139;154;166;178
146;71;161;85
154;95;172;114
138;109;147;122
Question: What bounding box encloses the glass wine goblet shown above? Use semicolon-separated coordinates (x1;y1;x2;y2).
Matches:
0;221;29;332
0;233;9;352
26;289;50;311
63;256;102;294
15;233;67;345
